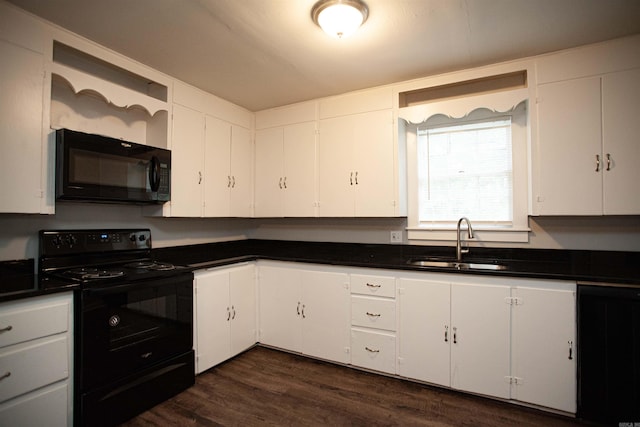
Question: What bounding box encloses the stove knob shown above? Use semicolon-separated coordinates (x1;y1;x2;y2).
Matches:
51;235;63;247
129;234;137;242
66;235;77;246
138;234;147;242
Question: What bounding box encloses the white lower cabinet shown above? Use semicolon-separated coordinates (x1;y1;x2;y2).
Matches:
0;293;73;426
398;274;576;413
258;262;350;364
193;264;256;374
351;329;396;374
398;278;510;398
511;286;576;413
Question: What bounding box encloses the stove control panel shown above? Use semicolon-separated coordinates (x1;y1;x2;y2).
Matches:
40;229;152;255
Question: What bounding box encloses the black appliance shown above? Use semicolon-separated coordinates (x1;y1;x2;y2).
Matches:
39;229;194;427
578;284;640;425
56;128;171;204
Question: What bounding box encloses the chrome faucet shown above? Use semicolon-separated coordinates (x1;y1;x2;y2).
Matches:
456;217;474;261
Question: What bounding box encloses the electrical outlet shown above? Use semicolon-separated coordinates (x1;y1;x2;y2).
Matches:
390;231;402;243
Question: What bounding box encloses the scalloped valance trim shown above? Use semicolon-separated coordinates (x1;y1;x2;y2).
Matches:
398;88;529;124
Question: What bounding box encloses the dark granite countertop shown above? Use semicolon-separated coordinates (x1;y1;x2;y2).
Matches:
153;239;640;286
2;239;638;304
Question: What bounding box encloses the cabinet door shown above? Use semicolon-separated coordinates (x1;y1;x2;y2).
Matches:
171;104;204;217
536;78;602;215
283;121;317;217
194;271;230;373
229;265;256;356
229;125;253;217
204;115;232;217
0;40;45;213
602;68;640;214
512;287;576;413
318;115;355;216
398;278;451;386
258;265;302;352
450;284;511;399
254;127;284;217
353;110;395;216
300;270;350;363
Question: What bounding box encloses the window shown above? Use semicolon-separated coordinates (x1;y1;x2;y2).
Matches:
404;102;529;243
418;117;512;224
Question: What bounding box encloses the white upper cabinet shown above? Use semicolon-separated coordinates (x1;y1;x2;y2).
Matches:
0;39;46;214
534;36;640;215
255;122;316;217
601;68;640;214
170;104;205;217
318;109;395;217
169;81;253;217
535;77;603;215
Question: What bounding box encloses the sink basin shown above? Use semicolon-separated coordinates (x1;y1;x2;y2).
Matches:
407;258;508;271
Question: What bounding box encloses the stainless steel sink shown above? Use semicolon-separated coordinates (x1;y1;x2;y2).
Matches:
407;258;508;271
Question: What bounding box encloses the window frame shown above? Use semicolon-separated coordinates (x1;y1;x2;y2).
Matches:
404;100;530;243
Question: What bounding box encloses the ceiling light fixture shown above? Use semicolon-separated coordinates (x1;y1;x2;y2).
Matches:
311;0;369;39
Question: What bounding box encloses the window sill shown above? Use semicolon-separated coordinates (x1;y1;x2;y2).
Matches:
407;227;530;243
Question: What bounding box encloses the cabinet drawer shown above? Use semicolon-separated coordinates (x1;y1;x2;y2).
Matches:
351;296;396;331
351;274;395;298
0;299;69;349
0;336;68;403
351;329;396;374
0;382;68;427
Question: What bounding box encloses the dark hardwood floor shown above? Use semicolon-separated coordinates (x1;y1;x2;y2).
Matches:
122;346;593;426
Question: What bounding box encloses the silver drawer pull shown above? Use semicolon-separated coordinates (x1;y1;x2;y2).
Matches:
366;283;381;288
0;325;12;333
366;312;381;317
0;372;10;381
365;347;380;353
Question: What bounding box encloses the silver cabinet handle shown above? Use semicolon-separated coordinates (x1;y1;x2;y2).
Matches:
568;340;573;360
198;171;202;184
350;172;353;185
228;175;231;188
231;305;236;320
606;153;611;171
355;171;358;185
279;177;283;189
0;372;10;381
227;307;231;321
0;325;12;333
444;325;449;342
232;176;236;188
595;154;600;172
301;304;306;319
365;283;381;288
365;347;380;353
297;302;300;316
283;177;287;189
366;312;381;317
453;327;458;344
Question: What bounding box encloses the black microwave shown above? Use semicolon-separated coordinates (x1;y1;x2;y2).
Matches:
55;129;171;204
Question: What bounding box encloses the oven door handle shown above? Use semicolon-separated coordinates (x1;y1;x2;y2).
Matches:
149;156;161;192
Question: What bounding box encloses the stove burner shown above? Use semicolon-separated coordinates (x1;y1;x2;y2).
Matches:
124;261;176;271
63;267;125;281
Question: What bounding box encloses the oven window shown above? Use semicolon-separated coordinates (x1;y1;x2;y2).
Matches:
105;283;190;351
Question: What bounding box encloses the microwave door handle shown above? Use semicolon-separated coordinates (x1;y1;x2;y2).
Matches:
149;156;161;191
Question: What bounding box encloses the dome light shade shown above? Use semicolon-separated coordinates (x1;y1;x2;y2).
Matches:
311;0;369;39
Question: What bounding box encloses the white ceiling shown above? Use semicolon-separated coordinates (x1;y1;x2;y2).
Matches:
7;0;640;111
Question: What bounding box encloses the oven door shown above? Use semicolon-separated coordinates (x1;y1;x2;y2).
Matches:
78;272;193;391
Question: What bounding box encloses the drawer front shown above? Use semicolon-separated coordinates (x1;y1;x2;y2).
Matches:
0;336;69;403
351;274;395;298
351;329;396;374
0;382;68;427
0;299;69;349
351;296;396;331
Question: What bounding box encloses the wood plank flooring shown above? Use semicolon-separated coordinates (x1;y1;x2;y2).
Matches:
122;346;592;426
